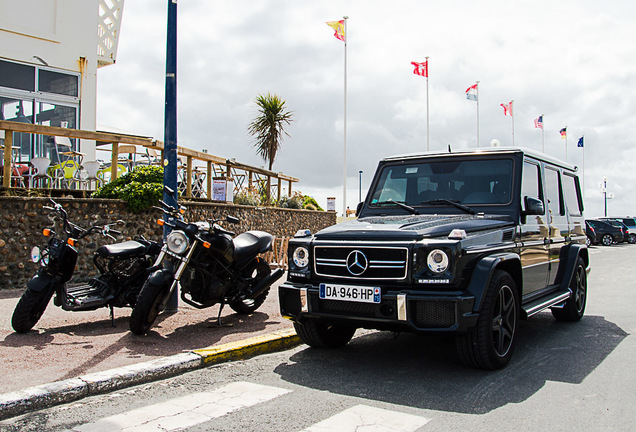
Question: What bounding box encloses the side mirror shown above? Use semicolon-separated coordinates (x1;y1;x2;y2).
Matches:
355;202;364;216
523;196;544;216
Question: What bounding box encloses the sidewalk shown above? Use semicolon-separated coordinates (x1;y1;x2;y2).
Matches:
0;278;299;419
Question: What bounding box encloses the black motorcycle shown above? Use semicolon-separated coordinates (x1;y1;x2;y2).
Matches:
129;191;284;335
11;200;161;333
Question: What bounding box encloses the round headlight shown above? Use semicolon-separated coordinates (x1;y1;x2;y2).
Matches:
292;246;309;268
31;246;41;263
166;230;189;255
427;249;449;273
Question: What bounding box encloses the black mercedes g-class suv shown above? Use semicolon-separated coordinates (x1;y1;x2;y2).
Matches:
279;147;589;370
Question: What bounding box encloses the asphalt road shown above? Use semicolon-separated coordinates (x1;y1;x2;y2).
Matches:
0;243;633;431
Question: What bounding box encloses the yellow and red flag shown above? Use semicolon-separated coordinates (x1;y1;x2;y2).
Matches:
326;20;345;42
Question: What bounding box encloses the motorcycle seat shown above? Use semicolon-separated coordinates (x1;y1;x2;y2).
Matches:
232;231;273;262
95;240;148;258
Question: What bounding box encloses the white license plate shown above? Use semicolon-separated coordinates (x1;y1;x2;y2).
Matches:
319;283;381;303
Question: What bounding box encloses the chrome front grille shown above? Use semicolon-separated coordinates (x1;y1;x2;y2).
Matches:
314;245;408;280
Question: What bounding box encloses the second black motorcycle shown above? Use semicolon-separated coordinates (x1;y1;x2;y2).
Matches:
11;200;161;333
129;191;284;335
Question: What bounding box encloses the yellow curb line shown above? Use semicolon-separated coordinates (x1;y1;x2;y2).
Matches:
193;328;301;365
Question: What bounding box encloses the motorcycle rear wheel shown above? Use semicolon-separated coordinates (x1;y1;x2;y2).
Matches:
11;288;54;333
229;260;271;315
129;280;168;335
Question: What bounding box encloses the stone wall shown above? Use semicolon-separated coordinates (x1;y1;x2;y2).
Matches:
0;197;336;290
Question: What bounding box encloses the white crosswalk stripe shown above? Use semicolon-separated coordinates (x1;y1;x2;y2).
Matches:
300;404;430;432
71;381;291;432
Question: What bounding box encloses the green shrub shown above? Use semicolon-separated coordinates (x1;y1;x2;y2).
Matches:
92;165;164;212
233;189;261;206
278;194;304;209
302;195;323;211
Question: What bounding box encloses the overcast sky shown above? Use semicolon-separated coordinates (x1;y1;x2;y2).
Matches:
97;0;634;217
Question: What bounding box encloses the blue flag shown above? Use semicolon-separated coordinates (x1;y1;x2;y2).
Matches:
577;136;584;148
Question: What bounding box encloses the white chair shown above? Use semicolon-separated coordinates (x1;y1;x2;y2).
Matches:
29;157;52;188
78;160;103;190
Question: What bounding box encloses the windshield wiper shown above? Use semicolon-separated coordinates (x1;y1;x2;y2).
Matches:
374;200;419;215
422;199;476;215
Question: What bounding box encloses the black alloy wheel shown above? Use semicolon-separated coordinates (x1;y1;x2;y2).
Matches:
129;279;169;335
456;270;519;370
11;288;55;333
601;234;614;246
552;257;586;321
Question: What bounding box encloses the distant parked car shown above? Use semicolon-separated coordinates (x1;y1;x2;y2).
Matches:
604;217;636;244
585;221;596;247
586;219;623;245
599;218;631;243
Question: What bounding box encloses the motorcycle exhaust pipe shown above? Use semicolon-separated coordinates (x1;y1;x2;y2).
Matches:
248;268;284;299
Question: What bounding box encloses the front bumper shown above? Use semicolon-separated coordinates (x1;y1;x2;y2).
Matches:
279;282;478;334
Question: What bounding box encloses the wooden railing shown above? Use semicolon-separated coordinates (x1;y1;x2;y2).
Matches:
0;120;298;201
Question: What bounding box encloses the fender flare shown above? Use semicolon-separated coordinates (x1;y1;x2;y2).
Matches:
466;252;522;312
555;243;589;290
146;268;175;287
26;272;57;293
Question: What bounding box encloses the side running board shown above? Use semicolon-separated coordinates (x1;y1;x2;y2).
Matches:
521;288;571;318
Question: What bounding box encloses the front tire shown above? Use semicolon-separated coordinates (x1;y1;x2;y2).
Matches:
229;260;271;315
294;319;356;349
456;270;519;370
552;257;586;321
129;280;170;335
629;234;636;244
11;288;54;333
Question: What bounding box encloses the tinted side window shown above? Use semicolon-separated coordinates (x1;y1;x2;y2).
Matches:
562;173;583;216
521;161;542;211
544;167;563;216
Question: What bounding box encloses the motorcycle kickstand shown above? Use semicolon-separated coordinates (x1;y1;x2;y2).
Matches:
215;303;224;327
109;305;115;327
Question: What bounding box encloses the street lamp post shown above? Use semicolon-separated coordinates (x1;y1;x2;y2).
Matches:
358;170;363;202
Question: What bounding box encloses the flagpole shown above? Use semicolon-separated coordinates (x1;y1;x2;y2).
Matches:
511;100;515;147
565;125;568;161
342;16;348;219
425;56;430;151
582;136;585;200
541;114;544;152
476;81;480;147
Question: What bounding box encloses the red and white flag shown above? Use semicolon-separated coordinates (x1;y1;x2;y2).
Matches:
411;60;428;77
500;101;513;116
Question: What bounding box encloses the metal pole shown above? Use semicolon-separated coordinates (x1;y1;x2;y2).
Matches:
342;16;348;219
425;56;429;151
358;170;362;202
476;81;480;147
604;178;607;217
164;0;178;311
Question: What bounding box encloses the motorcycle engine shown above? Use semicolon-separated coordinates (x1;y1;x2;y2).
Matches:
181;267;228;304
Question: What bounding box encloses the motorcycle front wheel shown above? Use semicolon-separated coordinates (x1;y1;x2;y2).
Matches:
11;287;54;333
129;279;170;335
229;260;272;315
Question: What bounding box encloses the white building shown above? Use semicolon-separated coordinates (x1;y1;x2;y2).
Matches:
0;0;124;163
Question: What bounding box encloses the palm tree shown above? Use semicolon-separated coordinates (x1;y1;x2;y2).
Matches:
248;93;293;171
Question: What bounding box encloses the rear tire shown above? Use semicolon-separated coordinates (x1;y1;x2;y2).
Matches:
601;234;613;246
456;270;518;370
229;260;271;314
11;288;54;333
294;319;356;349
129;280;169;335
552;257;586;321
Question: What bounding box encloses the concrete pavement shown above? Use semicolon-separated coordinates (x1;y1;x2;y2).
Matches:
0;278;301;420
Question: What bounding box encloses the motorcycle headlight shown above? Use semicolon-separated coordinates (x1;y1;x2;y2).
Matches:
427;249;449;273
31;246;41;263
166;230;189;255
292;246;309;268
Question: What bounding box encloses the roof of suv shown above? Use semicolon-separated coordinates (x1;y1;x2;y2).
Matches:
382;146;578;172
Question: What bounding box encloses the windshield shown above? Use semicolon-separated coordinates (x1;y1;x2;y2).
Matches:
369;158;514;208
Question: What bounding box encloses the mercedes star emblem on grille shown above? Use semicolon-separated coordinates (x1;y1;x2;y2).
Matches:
346;250;368;275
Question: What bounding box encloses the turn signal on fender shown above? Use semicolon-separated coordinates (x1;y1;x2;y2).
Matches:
67;238;78;247
157;219;165;226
